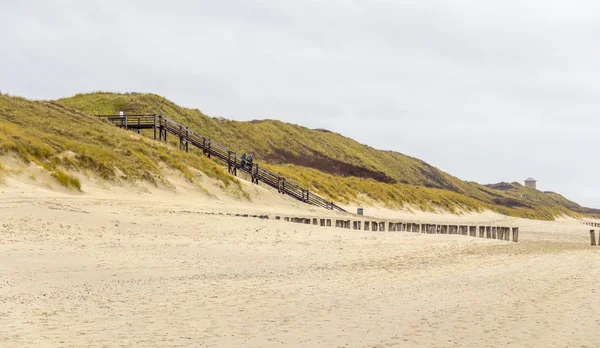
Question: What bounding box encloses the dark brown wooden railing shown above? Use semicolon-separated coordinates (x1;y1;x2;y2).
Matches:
98;113;345;212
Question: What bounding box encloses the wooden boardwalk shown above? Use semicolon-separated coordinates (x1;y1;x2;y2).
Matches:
99;114;345;212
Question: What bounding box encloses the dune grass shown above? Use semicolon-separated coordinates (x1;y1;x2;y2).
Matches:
0;94;245;195
49;92;599;220
51;168;81;191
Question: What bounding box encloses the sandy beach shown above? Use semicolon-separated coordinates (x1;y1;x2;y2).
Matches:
1;176;599;347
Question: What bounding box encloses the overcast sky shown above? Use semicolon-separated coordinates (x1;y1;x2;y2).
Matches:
1;0;599;206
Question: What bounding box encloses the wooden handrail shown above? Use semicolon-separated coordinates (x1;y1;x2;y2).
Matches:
97;113;345;212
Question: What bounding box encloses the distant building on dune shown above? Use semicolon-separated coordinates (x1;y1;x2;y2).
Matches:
524;177;537;189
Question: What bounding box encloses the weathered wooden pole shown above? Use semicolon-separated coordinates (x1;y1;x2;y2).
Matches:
389;222;395;231
326;219;332;227
372;222;378;232
364;221;370;231
469;226;477;237
512;227;519;242
153;114;157;139
320;219;325;226
379;222;386;232
185;127;189;152
591;230;597;246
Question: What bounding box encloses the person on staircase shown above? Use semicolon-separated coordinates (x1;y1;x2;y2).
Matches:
247;154;254;169
240;153;247;168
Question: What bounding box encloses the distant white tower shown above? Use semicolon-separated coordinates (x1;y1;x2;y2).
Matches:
524;177;537;189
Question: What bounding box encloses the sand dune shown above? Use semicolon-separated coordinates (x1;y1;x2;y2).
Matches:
1;175;599;347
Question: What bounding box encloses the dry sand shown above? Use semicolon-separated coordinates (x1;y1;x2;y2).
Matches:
1;172;599;347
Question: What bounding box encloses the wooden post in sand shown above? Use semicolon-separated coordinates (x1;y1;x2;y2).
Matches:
372;222;378;232
379;222;386;232
421;223;426;233
326;219;331;227
320;219;325;226
357;221;361;230
313;218;318;225
469;226;477;237
389;222;395;231
364;221;370;231
512;227;519;242
505;227;511;241
478;226;484;238
591;230;597;246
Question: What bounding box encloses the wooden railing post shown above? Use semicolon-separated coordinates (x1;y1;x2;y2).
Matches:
185;127;189;152
591;230;597;246
153;114;157;140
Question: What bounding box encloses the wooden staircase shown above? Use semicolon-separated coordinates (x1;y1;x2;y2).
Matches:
98;113;345;212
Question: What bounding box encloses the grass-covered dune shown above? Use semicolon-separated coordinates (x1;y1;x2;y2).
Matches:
0;91;595;220
0;94;244;195
56;92;598;220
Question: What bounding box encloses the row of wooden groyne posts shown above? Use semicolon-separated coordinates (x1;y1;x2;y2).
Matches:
283;217;519;242
201;211;519;242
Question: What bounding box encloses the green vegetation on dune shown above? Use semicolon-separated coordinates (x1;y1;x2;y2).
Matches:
10;92;597;220
0;94;245;194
